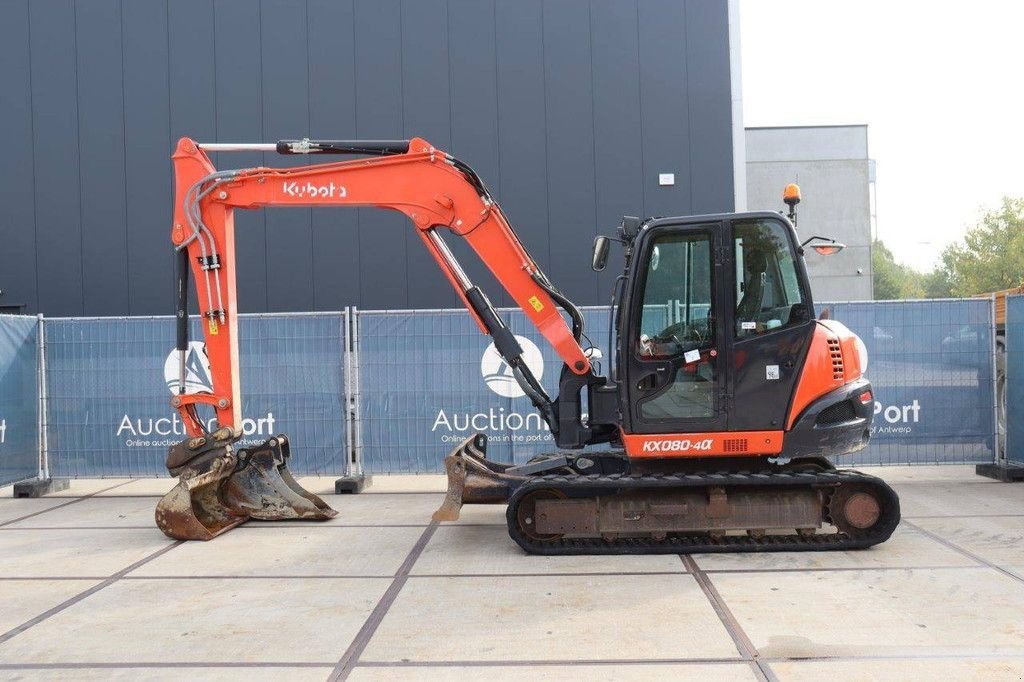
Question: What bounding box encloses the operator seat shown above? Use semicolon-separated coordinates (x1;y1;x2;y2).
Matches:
736;248;767;330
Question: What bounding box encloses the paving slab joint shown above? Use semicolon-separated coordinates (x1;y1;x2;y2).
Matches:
329;522;438;681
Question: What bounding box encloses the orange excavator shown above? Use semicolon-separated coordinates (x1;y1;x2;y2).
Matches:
156;137;900;553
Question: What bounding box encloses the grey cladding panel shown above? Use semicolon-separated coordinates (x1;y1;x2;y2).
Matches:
168;0;217;316
76;0;128;316
684;0;733;214
354;0;409;309
542;0;598;306
495;0;550;275
123;0;172;315
29;0;83;316
308;0;360;311
590;0;644;302
638;0;692;219
0;0;38;313
261;0;315;313
169;0;217;144
401;0;458;309
448;0;508;306
213;0;268;313
3;0;734;313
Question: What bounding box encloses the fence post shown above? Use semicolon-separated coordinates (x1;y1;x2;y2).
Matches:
976;294;1024;481
13;314;67;497
342;308;352;478
992;295;1003;466
352;306;364;478
333;306;369;493
36;314;47;480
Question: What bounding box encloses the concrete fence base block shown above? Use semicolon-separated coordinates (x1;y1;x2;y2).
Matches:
335;473;371;494
975;463;1024;482
13;478;71;498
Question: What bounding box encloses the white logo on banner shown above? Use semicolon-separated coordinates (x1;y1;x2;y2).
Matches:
480;335;544;398
163;342;214;395
0;418;6;444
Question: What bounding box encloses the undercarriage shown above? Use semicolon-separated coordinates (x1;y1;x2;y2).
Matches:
434;434;900;555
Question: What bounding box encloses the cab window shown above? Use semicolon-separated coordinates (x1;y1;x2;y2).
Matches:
636;232;714;357
734;219;808;338
635;230;716;420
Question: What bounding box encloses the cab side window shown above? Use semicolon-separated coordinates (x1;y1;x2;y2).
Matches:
636;232;714;358
634;231;717;420
734;219;808;338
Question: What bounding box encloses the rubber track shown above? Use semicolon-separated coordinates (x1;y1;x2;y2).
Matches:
505;468;901;555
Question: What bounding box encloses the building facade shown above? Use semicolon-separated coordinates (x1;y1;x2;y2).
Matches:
745;125;874;302
0;0;742;316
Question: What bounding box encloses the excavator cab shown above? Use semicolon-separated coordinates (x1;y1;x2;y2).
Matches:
621;214;815;437
435;211;896;553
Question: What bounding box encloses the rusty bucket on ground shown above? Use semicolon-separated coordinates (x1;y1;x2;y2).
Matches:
156;429;337;541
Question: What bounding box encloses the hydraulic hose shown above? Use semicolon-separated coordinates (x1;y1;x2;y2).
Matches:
175;248;190;395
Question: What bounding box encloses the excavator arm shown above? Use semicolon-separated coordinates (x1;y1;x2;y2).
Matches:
157;136;609;541
170;136;590;438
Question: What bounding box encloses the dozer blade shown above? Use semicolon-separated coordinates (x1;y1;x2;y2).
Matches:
155;429;336;541
432;433;523;522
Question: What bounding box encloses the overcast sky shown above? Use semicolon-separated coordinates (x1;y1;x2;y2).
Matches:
740;0;1024;271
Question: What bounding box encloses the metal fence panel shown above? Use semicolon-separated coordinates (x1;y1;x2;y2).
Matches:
357;307;612;473
1006;295;1023;465
0;315;39;486
32;299;999;478
44;313;347;477
823;299;996;465
359;300;995;472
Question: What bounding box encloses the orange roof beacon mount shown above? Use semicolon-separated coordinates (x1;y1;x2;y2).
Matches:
156;138;899;554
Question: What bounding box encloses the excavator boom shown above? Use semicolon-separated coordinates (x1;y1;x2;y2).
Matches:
170;136;589;437
158;136;598;540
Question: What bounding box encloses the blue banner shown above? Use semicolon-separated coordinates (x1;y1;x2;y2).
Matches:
823;300;995;464
359;300;996;472
30;299;998;478
45;314;347;477
0;316;39;486
1006;296;1023;465
357;308;612;473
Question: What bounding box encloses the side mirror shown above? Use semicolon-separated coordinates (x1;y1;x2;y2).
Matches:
592;236;611;272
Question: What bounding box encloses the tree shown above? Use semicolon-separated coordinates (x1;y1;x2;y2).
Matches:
936;197;1024;296
872;239;925;299
921;268;953;299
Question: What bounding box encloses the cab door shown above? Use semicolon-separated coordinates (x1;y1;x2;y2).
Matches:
623;222;729;434
727;217;816;430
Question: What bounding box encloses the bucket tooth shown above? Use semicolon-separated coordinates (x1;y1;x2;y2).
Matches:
221;435;337;521
433;433;523;522
155;430;337;541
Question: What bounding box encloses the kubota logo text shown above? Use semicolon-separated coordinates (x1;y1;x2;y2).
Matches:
480;335;544;398
641;438;714;453
282;181;347;199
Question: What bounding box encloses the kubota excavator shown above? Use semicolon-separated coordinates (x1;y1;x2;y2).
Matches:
156;136;900;554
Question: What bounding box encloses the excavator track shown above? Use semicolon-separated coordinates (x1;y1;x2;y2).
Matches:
505;467;900;555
